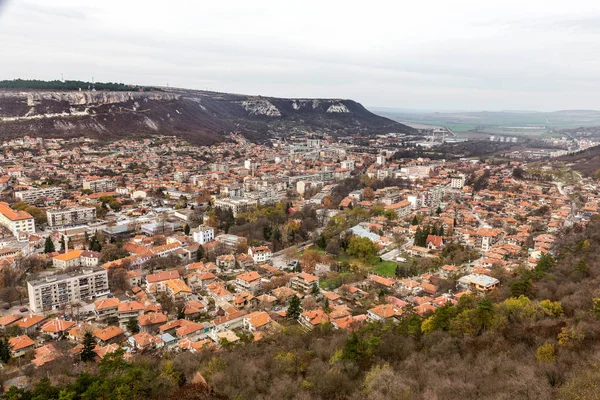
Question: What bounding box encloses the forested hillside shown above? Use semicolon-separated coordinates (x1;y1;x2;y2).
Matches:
5;218;600;399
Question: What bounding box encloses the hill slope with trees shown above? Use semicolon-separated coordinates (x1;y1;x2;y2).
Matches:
6;217;600;399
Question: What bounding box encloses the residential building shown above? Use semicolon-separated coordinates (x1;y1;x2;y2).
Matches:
46;206;97;228
83;178;115;193
248;246;272;263
235;271;262;294
52;249;85;269
291;273;319;292
214;198;257;216
0;202;35;236
192;225;214;244
15;187;64;204
27;268;109;312
94;297;120;321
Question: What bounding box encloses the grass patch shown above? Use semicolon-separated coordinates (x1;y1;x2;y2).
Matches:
373;260;398;277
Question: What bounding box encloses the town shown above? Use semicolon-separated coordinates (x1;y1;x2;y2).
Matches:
0;133;596;390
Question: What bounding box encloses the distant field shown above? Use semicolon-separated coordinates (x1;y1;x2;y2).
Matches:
375;109;600;136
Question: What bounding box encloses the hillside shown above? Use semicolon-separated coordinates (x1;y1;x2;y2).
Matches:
0;86;416;145
557;145;600;177
10;218;600;399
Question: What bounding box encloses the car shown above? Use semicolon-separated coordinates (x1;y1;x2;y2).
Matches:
19;307;28;312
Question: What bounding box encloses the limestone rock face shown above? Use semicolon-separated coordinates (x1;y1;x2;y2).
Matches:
0;88;416;145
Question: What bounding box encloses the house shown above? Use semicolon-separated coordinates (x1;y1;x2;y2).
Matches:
332;314;367;330
117;301;145;326
126;270;143;287
130;332;164;351
94;343;120;359
159;319;207;339
242;311;273;332
41;318;75;339
216;254;236;270
236;253;254;269
52;249;84;269
80;251;100;267
146;270;180;293
235;271;262;294
183;300;206;320
94;297;120;321
94;325;125;344
458;274;500;292
476;228;504;252
165;279;192;300
192;225;215;245
16;314;46;335
426;235;444;250
248;246;272;263
367;304;403;322
299;309;329;329
8;335;35;357
32;343;61;367
139;312;168;333
369;275;396;289
67;323;96;342
290;273;319;292
177;338;213;353
0;314;22;332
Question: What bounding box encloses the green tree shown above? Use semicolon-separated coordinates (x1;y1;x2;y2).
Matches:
44;236;55;253
81;331;97;362
126;318;140;334
535;253;555;274
196;244;205;261
383;209;397;220
346;236;378;261
436;206;442;215
287;295;301;319
316;233;327;249
0;338;10;363
311;282;320;296
184;224;190;235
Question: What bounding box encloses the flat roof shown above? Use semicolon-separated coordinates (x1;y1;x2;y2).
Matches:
28;267;106;287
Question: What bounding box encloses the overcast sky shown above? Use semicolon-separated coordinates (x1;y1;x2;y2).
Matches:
1;0;600;111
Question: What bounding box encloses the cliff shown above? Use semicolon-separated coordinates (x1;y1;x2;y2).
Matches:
0;88;417;145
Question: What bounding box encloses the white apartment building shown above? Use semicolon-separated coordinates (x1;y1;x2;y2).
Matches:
0;202;35;237
46;206;97;228
27;268;109;313
192;225;215;244
214;198;257;216
15;187;64;204
83;178;115;193
451;174;466;189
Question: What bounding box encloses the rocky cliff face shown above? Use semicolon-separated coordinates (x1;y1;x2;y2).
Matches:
0;88;416;145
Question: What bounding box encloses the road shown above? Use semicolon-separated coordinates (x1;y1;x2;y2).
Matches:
271;241;313;269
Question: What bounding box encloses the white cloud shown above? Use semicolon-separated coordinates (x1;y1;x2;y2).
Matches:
1;0;599;110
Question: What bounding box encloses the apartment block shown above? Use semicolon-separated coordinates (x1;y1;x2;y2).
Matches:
47;206;97;228
14;187;65;204
27;268;109;313
83;178;115;193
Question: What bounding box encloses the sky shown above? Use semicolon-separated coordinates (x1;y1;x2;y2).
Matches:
1;0;600;111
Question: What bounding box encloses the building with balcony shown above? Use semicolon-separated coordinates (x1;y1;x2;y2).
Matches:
27;268;109;313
